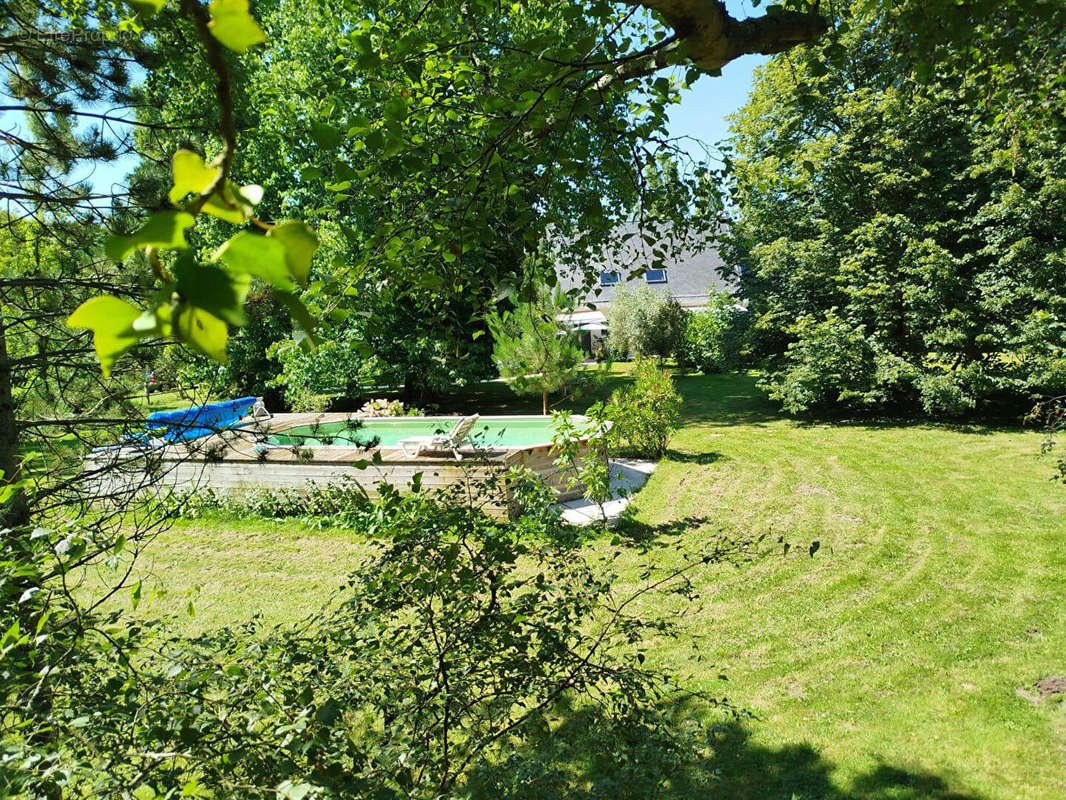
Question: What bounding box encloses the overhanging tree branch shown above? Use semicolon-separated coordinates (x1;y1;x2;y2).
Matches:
627;0;827;72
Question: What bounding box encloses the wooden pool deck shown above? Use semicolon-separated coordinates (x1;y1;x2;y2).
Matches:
85;413;592;518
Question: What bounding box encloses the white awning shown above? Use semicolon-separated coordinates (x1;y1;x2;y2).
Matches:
557;310;606;328
557;311;607;333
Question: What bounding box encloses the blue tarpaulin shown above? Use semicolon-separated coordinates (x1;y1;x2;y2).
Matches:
145;397;258;442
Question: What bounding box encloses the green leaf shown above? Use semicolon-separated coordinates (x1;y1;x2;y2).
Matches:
268;221;319;285
173;255;250;326
352;34;373;56
201;181;261;224
310;121;343;149
104;211;195;261
181;778;212;798
402;60;422;82
131;580;142;611
276;781;312;800
808;59;828;77
236;183;264;206
215;232;294;290
276;291;318;348
208;0;267;53
356;51;382;69
176;306;228;362
169;149;220;205
132;304;172;337
18;587;39;604
314;699;340;725
364;129;384;152
203;196;245;225
384;96;407;121
67;295;143;376
0;620;19;649
127;0;165;16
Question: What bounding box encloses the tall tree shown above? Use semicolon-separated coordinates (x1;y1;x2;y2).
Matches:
723;0;1066;416
127;0;768;402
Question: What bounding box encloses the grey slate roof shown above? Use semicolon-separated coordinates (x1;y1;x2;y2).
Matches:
554;223;733;310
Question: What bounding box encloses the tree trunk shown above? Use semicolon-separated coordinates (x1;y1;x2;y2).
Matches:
0;309;44;742
402;370;425;407
0;313;28;530
542;391;548;416
629;0;828;72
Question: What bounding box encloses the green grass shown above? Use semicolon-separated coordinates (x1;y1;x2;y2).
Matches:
614;374;1066;799
139;388;205;413
95;370;1066;799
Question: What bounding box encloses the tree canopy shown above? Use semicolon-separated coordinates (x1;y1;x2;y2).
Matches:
723;0;1066;416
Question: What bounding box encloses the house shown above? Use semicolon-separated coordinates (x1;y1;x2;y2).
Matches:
553;223;734;352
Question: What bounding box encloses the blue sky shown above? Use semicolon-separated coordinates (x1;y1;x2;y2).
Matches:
664;0;767;160
665;52;764;163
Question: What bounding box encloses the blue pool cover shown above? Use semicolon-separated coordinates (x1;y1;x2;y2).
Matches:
145;396;258;442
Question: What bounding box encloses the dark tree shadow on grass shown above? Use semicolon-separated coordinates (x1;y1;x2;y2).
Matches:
468;708;985;800
673;372;783;428
663;448;726;465
610;514;715;547
607;516;769;563
704;721;982;800
790;414;1027;437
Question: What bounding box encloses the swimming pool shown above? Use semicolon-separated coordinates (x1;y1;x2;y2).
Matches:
87;412;597;519
267;416;563;449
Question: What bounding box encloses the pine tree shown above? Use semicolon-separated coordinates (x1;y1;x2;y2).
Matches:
487;289;584;415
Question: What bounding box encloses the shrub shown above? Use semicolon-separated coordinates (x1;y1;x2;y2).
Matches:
291;392;339;413
171;478;375;527
1029;395;1066;484
357;397;421;417
606;284;688;360
762;311;886;414
606;360;682;458
677;289;747;373
269;327;368;411
551;405;614;523
505;464;567;536
123;497;714;798
33;491;718;798
679;306;727;373
917;370;980;417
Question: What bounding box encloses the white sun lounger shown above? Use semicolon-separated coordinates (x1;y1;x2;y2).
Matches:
399;414;481;460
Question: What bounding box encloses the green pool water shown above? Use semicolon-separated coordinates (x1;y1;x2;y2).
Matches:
268;417;562;449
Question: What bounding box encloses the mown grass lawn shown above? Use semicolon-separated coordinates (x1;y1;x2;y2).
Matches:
109;370;1066;799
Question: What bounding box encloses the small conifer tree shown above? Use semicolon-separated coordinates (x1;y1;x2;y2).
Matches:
487;288;584;414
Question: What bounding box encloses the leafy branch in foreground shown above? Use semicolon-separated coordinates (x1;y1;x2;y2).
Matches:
66;0;318;376
1028;395;1066;484
16;492;739;798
